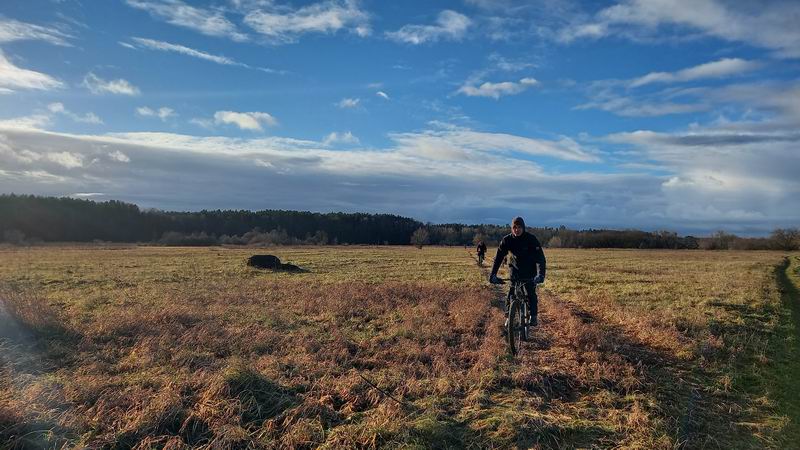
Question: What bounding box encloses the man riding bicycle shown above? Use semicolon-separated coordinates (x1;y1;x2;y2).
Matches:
476;240;487;264
489;217;547;326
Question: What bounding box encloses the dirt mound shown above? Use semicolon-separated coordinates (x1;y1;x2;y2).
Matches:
246;255;307;273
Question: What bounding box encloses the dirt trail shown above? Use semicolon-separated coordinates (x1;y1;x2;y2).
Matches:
472;250;706;447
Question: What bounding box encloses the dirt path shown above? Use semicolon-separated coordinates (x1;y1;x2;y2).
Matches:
772;255;800;445
471;250;715;447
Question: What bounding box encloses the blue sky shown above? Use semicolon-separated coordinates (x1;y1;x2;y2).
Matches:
1;0;799;235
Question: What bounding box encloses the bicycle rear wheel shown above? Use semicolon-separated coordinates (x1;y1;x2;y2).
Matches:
507;300;525;355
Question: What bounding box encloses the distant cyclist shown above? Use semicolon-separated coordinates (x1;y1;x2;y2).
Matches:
489;217;546;326
476;240;487;265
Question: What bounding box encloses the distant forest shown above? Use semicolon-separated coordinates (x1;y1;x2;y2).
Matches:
1;194;797;250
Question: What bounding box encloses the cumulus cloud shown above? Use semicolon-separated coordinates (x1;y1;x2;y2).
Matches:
387;10;471;44
125;0;248;41
458;77;538;99
47;103;103;125
108;151;130;163
241;0;371;44
46;151;84;169
322;131;359;146
0;50;63;92
213;110;277;131
630;58;761;87
0;17;72;45
136;106;176;121
337;98;360;108
83;73;140;96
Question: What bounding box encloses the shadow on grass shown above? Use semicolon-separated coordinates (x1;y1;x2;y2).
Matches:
223;362;300;424
0;287;81;449
523;296;723;448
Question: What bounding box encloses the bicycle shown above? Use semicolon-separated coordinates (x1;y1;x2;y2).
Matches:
492;277;535;356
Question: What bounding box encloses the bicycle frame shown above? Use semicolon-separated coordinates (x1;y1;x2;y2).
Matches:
499;278;535;356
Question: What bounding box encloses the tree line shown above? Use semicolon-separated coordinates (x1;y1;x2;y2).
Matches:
1;194;798;250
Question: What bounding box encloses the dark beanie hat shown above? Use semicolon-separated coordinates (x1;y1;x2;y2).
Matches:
512;216;525;227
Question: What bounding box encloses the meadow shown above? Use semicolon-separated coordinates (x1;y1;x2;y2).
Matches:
0;246;798;449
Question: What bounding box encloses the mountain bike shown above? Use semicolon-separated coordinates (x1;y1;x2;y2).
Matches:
493;277;535;356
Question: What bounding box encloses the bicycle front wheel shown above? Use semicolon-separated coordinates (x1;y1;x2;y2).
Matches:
507;300;525;356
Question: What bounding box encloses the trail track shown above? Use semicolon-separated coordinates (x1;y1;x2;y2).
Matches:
469;249;774;448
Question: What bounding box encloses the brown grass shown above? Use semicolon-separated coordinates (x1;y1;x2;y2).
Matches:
0;246;797;448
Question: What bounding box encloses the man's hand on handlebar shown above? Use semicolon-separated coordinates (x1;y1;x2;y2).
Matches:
533;274;544;285
489;274;504;284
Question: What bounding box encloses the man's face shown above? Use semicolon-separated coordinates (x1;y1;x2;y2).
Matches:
511;223;523;237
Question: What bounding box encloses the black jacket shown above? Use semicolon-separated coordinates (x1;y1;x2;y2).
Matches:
490;231;546;280
476;242;487;254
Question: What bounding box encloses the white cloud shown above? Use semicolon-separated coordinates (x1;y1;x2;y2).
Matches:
46;151;84;169
576;95;709;117
337;97;360;108
130;37;239;65
387;10;471;44
488;53;536;72
376;91;390;100
71;192;105;198
458;77;538;99
189;118;214;129
83;73;140;96
127;37;283;74
322;131;359;146
558;0;800;59
579;78;800;120
630;58;761;87
242;0;371;44
0;50;63;92
108;151;130;163
48;102;104;125
0;17;72;45
136;106;176;121
125;0;248;41
390;128;599;162
0;114;51;130
213;110;277;131
1;122;797;232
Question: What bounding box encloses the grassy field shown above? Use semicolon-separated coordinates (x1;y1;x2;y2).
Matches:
0;246;798;449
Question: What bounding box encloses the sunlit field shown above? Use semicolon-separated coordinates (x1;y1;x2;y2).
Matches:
1;246;798;449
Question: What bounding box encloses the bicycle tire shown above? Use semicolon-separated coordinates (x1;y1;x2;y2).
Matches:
507;300;524;355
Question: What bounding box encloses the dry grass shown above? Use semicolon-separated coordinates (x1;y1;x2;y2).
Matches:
0;246;797;448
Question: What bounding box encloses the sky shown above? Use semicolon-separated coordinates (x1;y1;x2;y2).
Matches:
0;0;799;235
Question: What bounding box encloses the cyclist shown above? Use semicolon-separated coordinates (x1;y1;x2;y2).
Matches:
489;217;546;326
476;240;487;264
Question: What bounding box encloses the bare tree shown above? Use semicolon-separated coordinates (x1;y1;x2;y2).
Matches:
770;228;800;251
410;227;430;248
